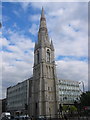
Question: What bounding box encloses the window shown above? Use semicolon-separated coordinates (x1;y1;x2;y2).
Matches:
35;102;38;110
47;49;50;62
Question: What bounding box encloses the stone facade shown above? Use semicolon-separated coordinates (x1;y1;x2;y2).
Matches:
29;8;58;118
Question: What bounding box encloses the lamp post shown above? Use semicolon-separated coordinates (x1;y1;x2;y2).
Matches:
79;81;85;93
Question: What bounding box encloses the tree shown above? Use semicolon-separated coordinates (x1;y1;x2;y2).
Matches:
62;105;68;112
62;105;77;112
80;91;90;106
69;105;77;112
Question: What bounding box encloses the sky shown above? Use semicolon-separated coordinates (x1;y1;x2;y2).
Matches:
0;2;88;99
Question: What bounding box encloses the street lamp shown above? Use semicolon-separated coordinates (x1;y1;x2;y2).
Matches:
79;81;85;93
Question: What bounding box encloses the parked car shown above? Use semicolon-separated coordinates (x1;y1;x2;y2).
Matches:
0;112;11;120
10;116;15;120
14;115;31;120
37;116;46;120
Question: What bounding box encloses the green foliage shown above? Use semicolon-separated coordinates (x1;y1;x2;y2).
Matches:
80;91;90;106
63;105;68;111
69;105;77;112
62;105;77;112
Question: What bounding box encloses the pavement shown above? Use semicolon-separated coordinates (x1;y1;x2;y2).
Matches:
58;116;90;120
45;117;90;120
1;116;90;120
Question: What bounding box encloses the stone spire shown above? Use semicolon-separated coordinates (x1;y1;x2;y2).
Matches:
34;42;37;50
39;7;47;30
51;39;54;51
32;8;57;118
34;7;50;51
41;7;45;19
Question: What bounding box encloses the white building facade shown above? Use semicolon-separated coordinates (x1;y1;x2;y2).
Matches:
57;79;81;105
7;78;32;115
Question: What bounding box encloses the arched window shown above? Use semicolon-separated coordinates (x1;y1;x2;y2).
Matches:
47;49;50;62
37;50;39;64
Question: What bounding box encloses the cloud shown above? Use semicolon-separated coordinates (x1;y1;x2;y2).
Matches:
28;14;40;21
29;24;39;35
2;28;34;98
2;15;10;22
13;10;20;17
0;57;2;99
2;58;33;98
31;2;88;90
48;8;64;16
3;29;34;61
1;2;88;99
2;0;89;2
44;3;88;58
13;23;17;28
56;59;88;91
2;37;9;46
20;2;31;11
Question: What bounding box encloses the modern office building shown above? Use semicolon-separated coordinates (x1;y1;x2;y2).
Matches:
7;77;33;115
2;98;7;112
57;79;81;105
0;98;7;116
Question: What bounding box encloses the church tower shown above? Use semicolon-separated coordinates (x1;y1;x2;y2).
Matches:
30;7;57;118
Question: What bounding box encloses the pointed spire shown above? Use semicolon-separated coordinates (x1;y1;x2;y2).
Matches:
34;42;38;51
39;7;47;29
37;7;50;47
41;7;45;19
51;39;54;50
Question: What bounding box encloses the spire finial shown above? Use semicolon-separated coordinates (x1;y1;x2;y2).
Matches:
41;6;45;18
51;39;54;50
39;7;47;29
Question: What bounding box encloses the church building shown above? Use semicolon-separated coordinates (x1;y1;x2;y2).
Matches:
29;7;58;118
